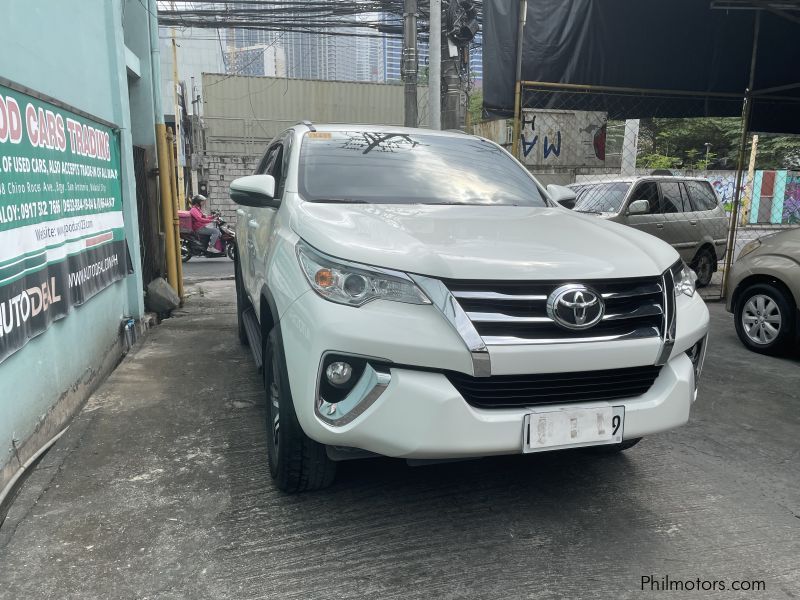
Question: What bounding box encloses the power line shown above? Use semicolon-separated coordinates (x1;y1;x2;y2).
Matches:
157;0;483;40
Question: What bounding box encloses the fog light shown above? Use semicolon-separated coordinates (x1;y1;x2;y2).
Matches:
326;361;353;386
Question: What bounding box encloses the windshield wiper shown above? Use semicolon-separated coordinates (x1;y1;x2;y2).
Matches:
575;209;602;214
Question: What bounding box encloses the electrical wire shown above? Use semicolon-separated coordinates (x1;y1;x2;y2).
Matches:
157;0;483;41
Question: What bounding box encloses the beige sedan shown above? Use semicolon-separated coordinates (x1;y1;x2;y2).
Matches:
726;228;800;354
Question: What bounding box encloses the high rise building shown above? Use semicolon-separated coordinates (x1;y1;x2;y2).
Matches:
470;33;483;86
227;2;385;83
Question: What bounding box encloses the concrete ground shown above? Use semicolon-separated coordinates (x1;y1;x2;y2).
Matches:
0;276;798;600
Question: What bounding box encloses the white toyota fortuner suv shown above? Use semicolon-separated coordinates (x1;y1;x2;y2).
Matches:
231;124;709;492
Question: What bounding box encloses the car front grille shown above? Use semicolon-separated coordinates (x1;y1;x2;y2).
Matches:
446;365;663;408
441;276;666;345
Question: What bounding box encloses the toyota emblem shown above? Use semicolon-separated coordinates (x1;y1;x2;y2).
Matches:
546;284;605;330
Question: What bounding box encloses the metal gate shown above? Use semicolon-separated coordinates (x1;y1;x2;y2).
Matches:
500;83;800;300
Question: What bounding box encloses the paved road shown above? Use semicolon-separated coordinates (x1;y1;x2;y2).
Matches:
182;256;234;282
0;280;798;599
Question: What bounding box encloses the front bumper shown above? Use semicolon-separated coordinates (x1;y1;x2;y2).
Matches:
280;289;709;459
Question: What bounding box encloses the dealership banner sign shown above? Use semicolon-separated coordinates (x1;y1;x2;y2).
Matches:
0;83;128;364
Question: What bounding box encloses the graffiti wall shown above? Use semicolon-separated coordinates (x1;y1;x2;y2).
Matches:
783;173;800;225
520;109;607;168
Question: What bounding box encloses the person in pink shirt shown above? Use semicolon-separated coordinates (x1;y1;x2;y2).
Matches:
189;195;222;253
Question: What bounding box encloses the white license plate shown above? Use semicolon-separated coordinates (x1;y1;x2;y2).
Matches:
522;406;624;453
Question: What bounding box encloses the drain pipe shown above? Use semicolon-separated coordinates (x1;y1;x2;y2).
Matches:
0;427;70;515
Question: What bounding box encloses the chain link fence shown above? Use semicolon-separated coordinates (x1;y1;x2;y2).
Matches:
473;84;800;300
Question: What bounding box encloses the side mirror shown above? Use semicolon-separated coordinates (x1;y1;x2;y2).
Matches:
628;199;650;215
230;175;277;208
546;184;577;210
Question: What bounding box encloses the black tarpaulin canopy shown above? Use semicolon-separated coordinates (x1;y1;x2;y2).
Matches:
483;0;800;133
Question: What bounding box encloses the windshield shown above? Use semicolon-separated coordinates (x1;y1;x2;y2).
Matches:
298;131;547;206
571;182;631;213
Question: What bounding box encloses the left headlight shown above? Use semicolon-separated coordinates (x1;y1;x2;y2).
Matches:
671;260;696;298
296;241;431;307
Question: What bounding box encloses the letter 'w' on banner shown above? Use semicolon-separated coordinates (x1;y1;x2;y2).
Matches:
0;82;129;364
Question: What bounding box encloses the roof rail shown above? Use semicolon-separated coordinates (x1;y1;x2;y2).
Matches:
301;120;316;132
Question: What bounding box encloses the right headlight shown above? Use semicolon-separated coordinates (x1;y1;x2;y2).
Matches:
671;260;696;298
296;241;431;307
737;238;761;260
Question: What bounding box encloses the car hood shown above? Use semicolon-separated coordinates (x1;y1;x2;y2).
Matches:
291;202;678;280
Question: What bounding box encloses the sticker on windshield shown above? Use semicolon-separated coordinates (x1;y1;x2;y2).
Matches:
307;132;332;140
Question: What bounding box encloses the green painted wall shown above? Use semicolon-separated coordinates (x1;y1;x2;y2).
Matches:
0;1;152;482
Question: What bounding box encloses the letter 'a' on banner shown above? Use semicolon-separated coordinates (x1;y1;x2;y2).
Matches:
0;82;129;364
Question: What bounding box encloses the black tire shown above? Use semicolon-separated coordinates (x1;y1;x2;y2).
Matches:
585;438;642;454
734;282;796;356
234;253;249;346
264;330;336;492
226;242;235;261
691;247;715;288
181;240;191;263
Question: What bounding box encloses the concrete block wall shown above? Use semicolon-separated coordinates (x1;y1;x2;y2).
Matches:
204;154;259;225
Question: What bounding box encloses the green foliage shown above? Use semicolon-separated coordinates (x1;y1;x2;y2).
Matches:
638;153;682;170
637;117;800;171
468;91;483;125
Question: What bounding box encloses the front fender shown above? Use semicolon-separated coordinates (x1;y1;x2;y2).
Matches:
727;253;800;311
262;220;309;323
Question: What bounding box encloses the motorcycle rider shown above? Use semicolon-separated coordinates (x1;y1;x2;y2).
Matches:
189;195;222;254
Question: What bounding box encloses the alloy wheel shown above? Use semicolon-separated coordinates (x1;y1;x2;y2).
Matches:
742;294;782;345
695;253;713;285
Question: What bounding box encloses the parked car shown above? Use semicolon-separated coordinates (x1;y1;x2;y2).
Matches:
568;177;729;287
231;124;709;492
726;228;800;355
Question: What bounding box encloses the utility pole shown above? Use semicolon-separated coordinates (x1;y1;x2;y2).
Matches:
511;0;527;158
620;119;640;176
740;134;759;226
402;0;418;127
428;0;441;129
441;34;461;130
171;4;186;208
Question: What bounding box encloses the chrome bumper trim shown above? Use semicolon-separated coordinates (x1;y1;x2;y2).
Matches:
316;360;391;427
411;274;491;377
655;268;677;366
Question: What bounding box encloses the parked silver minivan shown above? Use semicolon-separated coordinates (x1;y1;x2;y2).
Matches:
568;176;729;286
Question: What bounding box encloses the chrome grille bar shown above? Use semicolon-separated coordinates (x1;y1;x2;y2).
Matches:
601;283;663;299
442;275;666;345
481;326;660;346
452;291;548;301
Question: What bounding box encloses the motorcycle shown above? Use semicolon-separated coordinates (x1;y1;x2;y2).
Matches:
179;210;236;262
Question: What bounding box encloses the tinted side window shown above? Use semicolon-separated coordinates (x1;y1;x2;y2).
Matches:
268;146;283;182
257;144;280;175
277;135;292;198
630;181;660;214
660;182;684;213
685;181;719;211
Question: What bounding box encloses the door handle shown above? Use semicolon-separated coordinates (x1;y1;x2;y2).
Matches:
247;219;259;230
656;223;664;229
689;221;697;226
